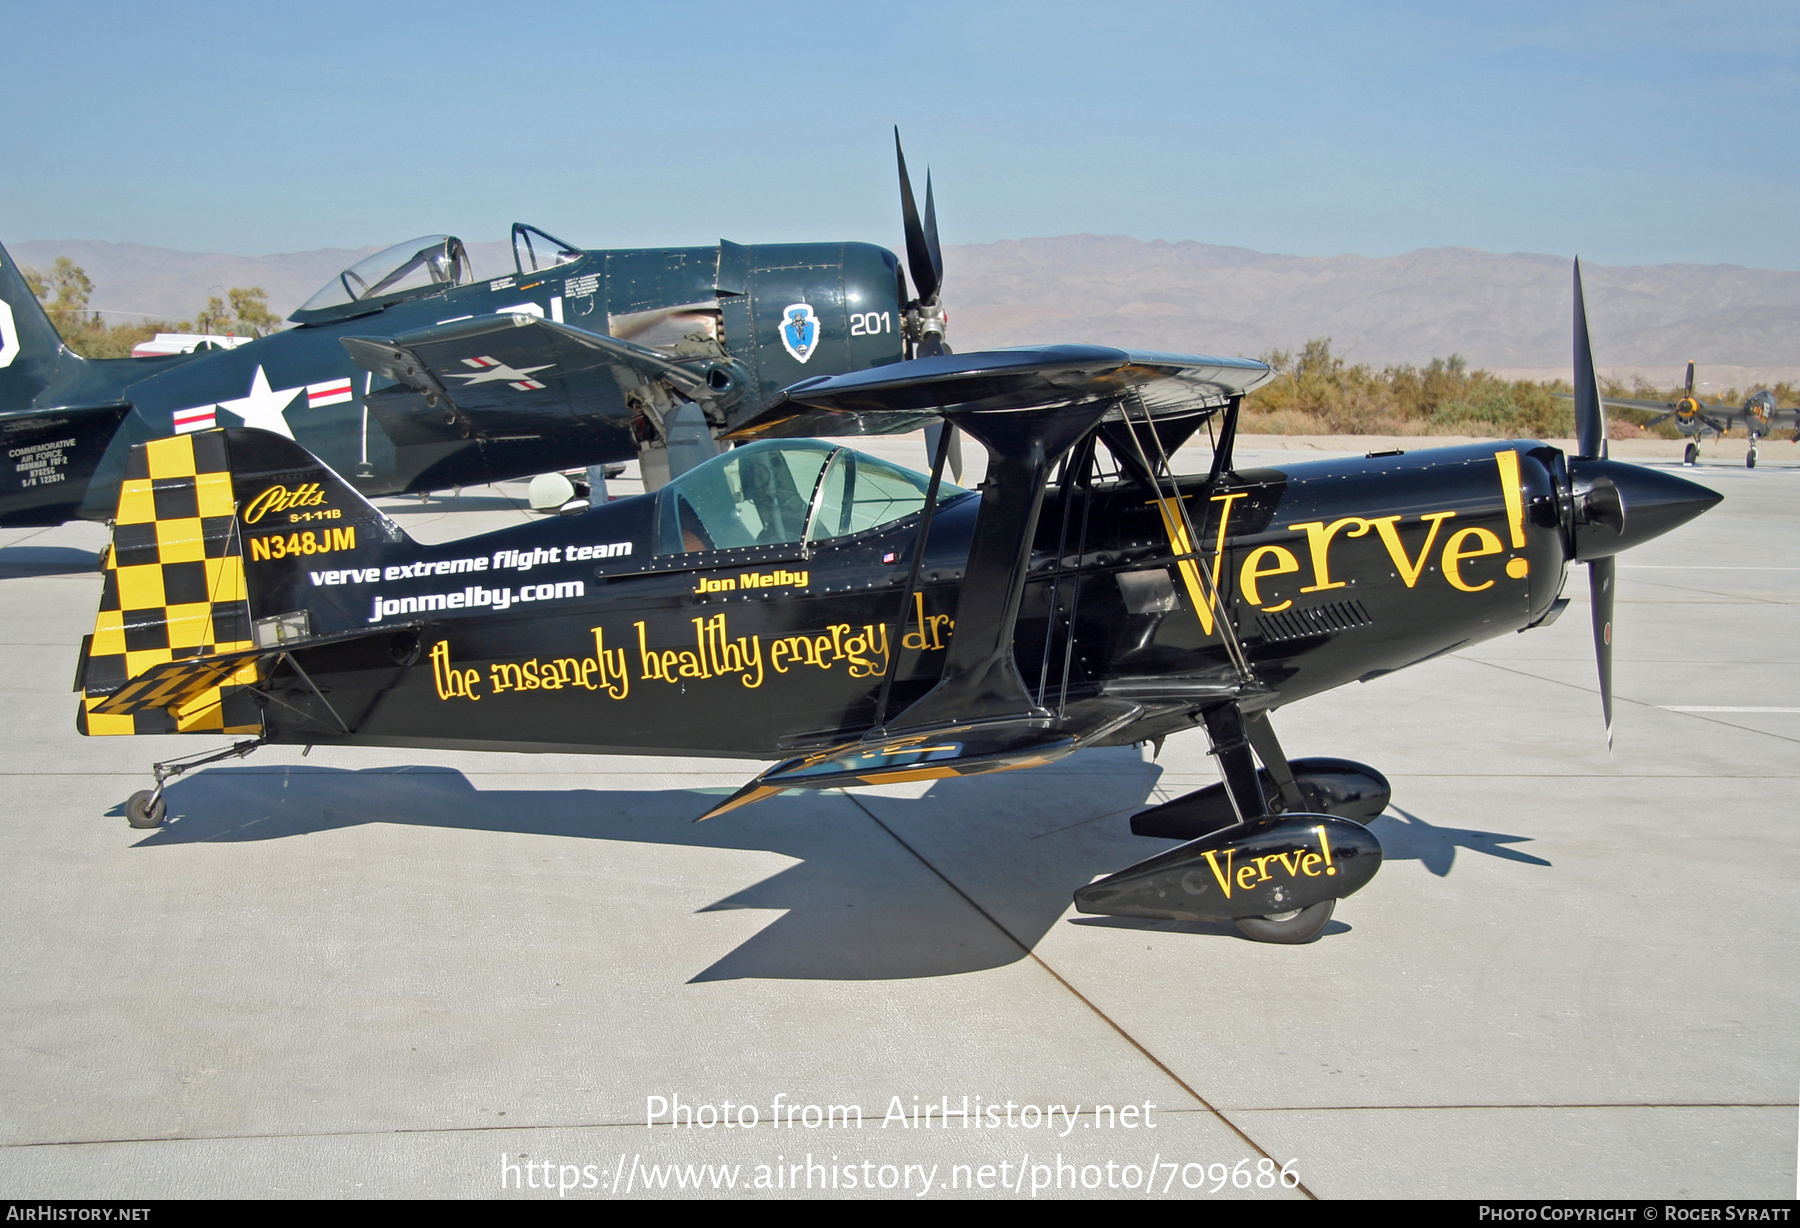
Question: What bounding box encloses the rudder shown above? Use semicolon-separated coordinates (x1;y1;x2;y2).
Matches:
0;240;85;409
78;431;260;735
76;427;409;736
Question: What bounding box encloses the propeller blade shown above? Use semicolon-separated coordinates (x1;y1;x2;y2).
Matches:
894;128;941;305
923;170;944;298
1685;360;1695;396
1573;258;1608;460
1590;555;1615;750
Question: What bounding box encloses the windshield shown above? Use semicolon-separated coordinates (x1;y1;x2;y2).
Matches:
655;439;968;555
512;223;583;274
294;235;471;316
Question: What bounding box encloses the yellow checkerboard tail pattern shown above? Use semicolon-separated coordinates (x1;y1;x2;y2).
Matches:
76;431;264;736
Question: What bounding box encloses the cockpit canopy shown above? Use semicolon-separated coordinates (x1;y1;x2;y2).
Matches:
654;439;969;556
290;235;472;323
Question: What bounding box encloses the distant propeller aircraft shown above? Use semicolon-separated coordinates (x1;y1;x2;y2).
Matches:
0;135;958;527
72;260;1717;945
1590;361;1799;468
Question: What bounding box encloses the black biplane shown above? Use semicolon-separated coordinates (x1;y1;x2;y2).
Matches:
72;262;1718;944
0;136;956;526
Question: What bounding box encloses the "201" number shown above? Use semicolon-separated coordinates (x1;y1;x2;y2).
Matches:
849;312;892;337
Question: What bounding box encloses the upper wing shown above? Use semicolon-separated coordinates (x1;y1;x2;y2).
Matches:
725;344;1274;441
342;314;745;444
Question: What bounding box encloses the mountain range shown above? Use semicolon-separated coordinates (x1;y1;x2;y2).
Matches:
11;235;1798;387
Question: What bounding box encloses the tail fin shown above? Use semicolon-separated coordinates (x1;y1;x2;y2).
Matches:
0;240;86;409
76;428;409;736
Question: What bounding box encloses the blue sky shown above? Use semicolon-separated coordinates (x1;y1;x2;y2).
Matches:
3;1;1795;267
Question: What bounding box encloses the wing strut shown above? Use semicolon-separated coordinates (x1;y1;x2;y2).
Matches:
1113;395;1257;683
871;420;953;730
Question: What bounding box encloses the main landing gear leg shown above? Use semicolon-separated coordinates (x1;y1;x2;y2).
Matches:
1747;433;1760;469
122;737;265;829
1214;707;1332;943
1072;704;1386;944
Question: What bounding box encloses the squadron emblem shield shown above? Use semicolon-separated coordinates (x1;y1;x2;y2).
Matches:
778;303;820;364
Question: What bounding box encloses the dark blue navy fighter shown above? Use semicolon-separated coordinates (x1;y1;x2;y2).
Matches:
0;138;955;526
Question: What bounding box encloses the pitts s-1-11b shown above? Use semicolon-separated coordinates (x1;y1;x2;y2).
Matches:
0;135;959;527
73;262;1719;944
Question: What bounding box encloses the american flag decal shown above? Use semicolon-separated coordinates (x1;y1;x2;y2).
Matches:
306;378;354;409
172;406;216;434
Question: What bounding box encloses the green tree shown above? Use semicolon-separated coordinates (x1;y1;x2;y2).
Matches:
227;287;280;337
31;258;97;335
1243;336;1575;437
23;260;284;358
194;296;234;335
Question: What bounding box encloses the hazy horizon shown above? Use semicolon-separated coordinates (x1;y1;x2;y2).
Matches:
4;2;1795;269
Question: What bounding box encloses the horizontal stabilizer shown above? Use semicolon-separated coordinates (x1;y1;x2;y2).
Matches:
726;345;1272;442
85;623;419;720
697;699;1141;820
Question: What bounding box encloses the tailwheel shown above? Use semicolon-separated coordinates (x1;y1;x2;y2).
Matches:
1683;442;1698;466
1234;899;1335;944
124;790;166;829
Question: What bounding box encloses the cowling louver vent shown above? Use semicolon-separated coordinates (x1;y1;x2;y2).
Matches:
1258;599;1372;643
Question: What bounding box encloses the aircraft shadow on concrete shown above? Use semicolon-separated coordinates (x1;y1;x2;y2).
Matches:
115;763;1547;980
1367;806;1551;876
0;545;100;577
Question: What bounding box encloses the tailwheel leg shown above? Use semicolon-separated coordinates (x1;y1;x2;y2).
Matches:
122;737;265;830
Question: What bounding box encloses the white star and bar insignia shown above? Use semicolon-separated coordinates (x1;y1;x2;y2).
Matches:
446;355;553;392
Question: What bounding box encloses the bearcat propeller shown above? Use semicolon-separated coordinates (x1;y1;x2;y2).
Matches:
895;128;963;481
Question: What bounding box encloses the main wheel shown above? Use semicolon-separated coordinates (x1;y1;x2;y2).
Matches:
1747;447;1758;469
1684;443;1698;466
1234;898;1334;944
124;790;165;829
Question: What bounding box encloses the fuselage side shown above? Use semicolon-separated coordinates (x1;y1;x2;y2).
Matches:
224;441;1570;759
